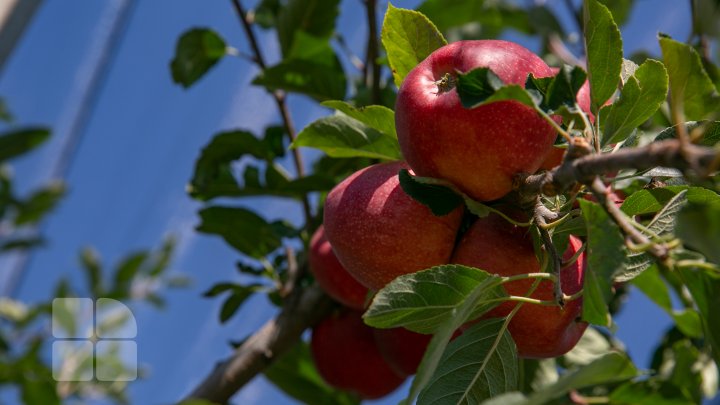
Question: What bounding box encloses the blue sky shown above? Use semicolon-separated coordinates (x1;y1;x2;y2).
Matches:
0;0;702;403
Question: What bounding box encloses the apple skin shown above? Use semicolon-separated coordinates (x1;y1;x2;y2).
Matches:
311;310;406;399
323;161;463;291
451;213;587;358
309;225;370;310
395;40;558;202
373;327;432;376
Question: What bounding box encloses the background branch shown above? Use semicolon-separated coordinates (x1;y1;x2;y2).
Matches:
185;283;335;403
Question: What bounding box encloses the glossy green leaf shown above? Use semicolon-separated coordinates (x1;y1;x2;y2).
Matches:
321;100;397;138
196;206;285;258
0;128;50;162
381;3;447;88
253;59;346;101
579;199;624;326
418;319;518;405
398;169;463;216
621;186;720;216
602;59;669;145
526;65;587;112
276;0;339;56
170;28;226;88
659;36;720;121
264;342;360;405
292;114;401;160
583;0;623;113
457;68;540;109
364;265;506;334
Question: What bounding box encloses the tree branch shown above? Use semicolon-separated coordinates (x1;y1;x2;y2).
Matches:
230;0;313;224
184;283;335;403
516;139;718;199
364;0;381;105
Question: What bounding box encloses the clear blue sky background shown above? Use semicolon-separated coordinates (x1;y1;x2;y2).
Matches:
0;0;705;403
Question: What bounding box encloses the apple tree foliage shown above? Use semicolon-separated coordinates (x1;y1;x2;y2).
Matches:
187;0;719;404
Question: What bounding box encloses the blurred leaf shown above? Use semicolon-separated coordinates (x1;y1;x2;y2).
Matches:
80;247;103;297
659;36;720;121
14;181;65;225
398;169;463;216
321;100;397;138
292;114;401;160
621;186;720;216
632;266;702;338
677;265;720;367
382;3;447;88
655;121;720;146
252;0;281;29
0;128;50;162
519;359;558;393
598;0;635;26
526;65;587;112
602;60;669;146
0;298;29;322
562;327;614;367
676;200;720;264
113;252;149;292
21;378;60;405
457;68;540;109
578;199;624;326
418;319;517;405
417;0;534;37
526;353;637;404
0;237;44;252
219;284;262;323
583;0;623;112
276;0;339;56
264;341;360;405
610;379;695;405
170;28;226;88
197;206;285;258
0;98;12;122
692;0;720;38
364;264;505;334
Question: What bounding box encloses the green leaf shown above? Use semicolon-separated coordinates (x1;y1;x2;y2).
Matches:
583;0;623;113
621;186;720;216
677;266;720;368
321;100;397;138
417;0;535;37
364;265;506;334
276;0;339;56
457;68;540;109
418;319;518;405
14;181;65;225
416;0;489;33
21;378;60;405
80;247;103;297
0;97;12;122
252;0;281;29
219;284;261;323
196;206;285;258
113;252;149;293
579;199;624;326
525;353;637;404
0;128;50;162
292;114;401;160
597;0;635;26
253;59;346;101
398;169;463;216
659;36;720;121
610;379;696;405
0;237;44;252
381;3;447;88
562;327;614;367
264;342;360;405
602;60;669;145
170;28;226;88
655;121;720;146
632;266;702;338
526;65;587;112
676;200;720;264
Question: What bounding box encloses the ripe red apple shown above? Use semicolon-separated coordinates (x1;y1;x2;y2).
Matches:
309;225;369;310
451;213;587;358
311;310;406;399
323;161;463;291
395;40;558;202
373;327;432;376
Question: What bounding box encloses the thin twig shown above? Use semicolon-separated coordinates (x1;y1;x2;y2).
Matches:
364;0;381;104
533;197;564;307
230;0;313;223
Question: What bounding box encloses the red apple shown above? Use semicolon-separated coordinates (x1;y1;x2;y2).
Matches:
373;327;432;377
309;225;370;310
395;40;558;201
311;310;406;399
323;161;463;291
451;213;587;358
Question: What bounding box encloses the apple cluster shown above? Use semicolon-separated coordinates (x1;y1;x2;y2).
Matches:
309;40;590;399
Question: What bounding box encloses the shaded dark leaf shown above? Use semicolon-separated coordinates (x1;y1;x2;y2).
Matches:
170;28;226;88
0;127;50;162
398;169;463;216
